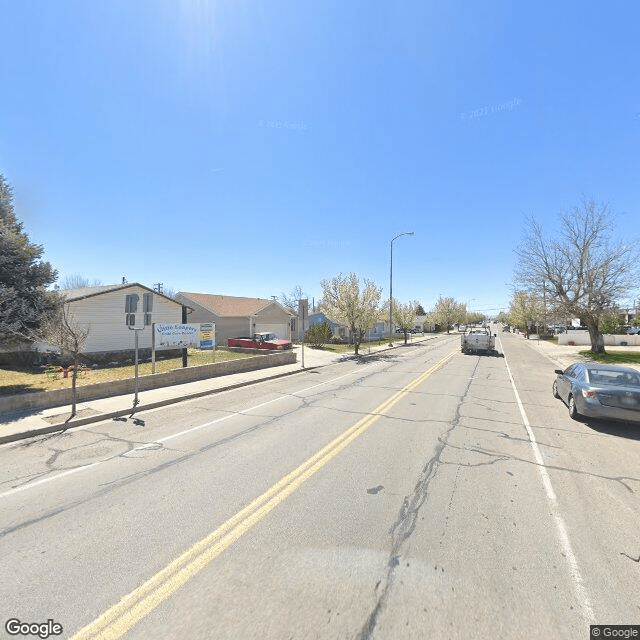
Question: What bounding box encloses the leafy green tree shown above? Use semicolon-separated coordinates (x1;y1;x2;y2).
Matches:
390;298;418;344
0;174;60;347
304;321;332;348
508;291;543;338
597;309;625;335
430;296;466;334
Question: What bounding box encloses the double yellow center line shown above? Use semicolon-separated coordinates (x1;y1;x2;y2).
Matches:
70;349;457;640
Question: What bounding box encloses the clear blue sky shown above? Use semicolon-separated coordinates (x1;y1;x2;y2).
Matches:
2;0;639;315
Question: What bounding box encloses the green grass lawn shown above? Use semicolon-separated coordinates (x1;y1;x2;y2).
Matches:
0;349;252;396
579;350;640;365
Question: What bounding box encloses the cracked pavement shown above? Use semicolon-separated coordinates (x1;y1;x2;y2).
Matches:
0;332;638;639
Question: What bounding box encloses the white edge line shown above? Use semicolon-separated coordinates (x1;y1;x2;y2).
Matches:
0;462;100;500
499;336;596;624
0;364;377;499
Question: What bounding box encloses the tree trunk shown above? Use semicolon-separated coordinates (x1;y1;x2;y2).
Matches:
587;325;606;354
68;360;78;421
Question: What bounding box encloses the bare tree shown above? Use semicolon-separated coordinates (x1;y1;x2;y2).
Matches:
160;287;177;300
42;307;90;421
319;273;383;355
279;285;306;313
59;274;103;290
515;200;639;353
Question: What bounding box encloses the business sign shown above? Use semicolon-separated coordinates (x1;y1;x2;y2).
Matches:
153;323;215;349
198;323;214;349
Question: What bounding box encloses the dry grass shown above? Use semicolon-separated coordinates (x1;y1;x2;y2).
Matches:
0;349;252;396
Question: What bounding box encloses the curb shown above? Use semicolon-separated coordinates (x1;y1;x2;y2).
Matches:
0;366;319;446
1;335;439;446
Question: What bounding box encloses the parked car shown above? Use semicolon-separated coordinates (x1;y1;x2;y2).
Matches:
552;362;640;423
458;325;466;333
626;326;640;335
227;332;292;350
502;325;511;332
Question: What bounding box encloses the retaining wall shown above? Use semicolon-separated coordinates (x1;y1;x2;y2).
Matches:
557;332;640;346
0;351;296;415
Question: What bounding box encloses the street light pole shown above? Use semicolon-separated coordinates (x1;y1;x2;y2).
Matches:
389;231;414;340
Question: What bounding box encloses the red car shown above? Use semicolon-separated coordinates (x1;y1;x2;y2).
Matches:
227;332;292;350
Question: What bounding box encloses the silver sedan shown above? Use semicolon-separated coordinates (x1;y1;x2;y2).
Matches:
553;362;640;423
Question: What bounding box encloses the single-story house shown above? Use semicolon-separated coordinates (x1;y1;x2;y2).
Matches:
175;292;295;347
415;315;436;332
308;312;387;342
61;283;185;356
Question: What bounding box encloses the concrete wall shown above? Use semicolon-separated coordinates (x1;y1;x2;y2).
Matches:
0;351;296;414
557;331;640;346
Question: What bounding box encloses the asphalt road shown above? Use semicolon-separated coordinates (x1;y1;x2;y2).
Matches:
1;332;638;639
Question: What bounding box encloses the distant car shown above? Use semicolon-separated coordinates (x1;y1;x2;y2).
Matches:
553;362;640;423
458;325;466;333
502;325;511;332
626;326;640;335
228;332;292;350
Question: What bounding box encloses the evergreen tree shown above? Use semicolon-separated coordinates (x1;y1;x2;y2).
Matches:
0;173;60;346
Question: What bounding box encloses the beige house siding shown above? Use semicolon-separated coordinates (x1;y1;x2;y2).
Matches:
179;298;214;325
252;304;292;340
67;286;183;353
175;293;293;346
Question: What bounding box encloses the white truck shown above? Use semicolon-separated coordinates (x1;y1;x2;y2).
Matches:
461;326;498;355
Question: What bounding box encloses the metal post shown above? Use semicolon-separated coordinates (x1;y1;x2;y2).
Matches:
301;301;306;369
151;322;156;374
134;329;139;399
129;326;143;417
389;240;393;340
182;305;188;368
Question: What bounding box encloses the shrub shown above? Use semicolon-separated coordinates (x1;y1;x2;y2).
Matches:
304;322;333;347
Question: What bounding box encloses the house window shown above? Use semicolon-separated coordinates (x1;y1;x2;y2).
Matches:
291;318;296;332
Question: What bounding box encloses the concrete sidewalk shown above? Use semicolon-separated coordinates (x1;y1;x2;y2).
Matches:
510;333;640;371
0;336;433;445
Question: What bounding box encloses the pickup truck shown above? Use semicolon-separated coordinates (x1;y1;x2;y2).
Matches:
227;332;292;350
461;327;498;355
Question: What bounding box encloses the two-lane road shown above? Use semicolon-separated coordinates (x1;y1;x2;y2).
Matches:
1;333;638;639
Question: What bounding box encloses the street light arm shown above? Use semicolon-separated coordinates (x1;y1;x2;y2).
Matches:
389;231;415;338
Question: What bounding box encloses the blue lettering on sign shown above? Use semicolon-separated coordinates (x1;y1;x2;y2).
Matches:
156;324;198;336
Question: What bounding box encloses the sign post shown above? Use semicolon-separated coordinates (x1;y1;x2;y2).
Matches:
299;299;308;369
125;293;147;416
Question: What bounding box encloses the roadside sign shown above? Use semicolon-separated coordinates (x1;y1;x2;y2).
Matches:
151;322;216;373
153;323;215;349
